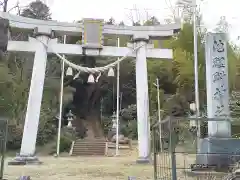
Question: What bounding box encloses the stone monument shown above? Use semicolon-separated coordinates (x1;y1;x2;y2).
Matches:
196;33;240;169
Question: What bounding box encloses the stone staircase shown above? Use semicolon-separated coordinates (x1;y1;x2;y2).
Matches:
71;138;106;156
70;117;106;156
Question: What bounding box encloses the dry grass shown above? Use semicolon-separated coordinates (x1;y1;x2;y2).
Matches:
4;149;153;180
3;148;227;180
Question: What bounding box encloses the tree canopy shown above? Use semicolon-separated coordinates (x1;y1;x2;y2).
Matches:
21;0;51;20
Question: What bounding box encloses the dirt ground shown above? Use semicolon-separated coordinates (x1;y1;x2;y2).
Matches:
4;149;153;180
3;148;226;180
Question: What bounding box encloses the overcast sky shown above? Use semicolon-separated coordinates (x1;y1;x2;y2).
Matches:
6;0;240;43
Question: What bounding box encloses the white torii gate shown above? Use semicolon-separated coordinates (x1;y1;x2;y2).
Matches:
1;12;180;164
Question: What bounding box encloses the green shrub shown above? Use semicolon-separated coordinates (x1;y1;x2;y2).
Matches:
120;104;137;121
60;136;72;152
7;125;22;150
51;135;72;154
121;119;138;139
37;116;57;145
119;104;138;139
101;116;112;136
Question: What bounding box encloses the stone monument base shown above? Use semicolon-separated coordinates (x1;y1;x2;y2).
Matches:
8;154;42;165
195;137;240;171
136;156;151;164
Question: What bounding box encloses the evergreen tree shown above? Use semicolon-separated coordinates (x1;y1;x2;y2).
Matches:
230;91;240;119
21;0;51;20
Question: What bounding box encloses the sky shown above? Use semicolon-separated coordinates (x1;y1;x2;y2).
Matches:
6;0;240;43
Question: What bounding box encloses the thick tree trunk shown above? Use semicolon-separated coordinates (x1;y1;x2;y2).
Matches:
85;111;103;138
63;56;110;139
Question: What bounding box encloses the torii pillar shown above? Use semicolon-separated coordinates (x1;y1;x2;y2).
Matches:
133;34;151;163
9;28;53;165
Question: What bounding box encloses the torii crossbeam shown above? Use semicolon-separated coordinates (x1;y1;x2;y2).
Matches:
0;12;180;164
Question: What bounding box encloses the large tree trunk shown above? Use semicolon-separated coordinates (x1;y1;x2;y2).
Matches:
63;56;111;139
85;112;103;138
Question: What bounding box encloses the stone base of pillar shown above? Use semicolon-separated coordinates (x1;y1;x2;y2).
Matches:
194;137;240;171
136;156;151;164
8;154;42;165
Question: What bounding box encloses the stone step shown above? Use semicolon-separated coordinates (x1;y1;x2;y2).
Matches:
75;139;103;142
72;149;105;152
72;150;105;156
73;147;105;151
71;152;105;156
72;151;105;153
73;145;105;148
73;143;106;148
73;143;106;147
71;138;106;156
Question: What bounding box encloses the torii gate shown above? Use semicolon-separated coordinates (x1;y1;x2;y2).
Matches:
0;12;180;163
